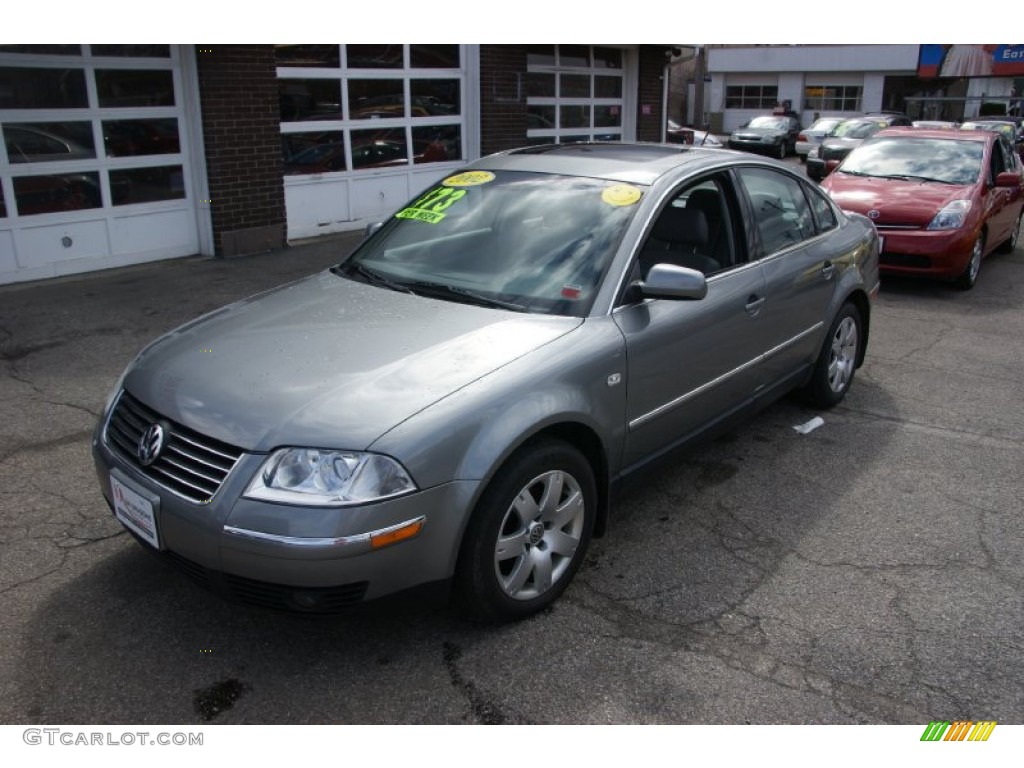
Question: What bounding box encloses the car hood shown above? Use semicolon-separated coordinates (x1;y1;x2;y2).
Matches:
123;271;582;452
823;175;976;226
732;127;785;139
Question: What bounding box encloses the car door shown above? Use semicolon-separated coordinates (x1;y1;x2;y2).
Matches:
614;173;768;470
732;166;838;396
984;136;1020;246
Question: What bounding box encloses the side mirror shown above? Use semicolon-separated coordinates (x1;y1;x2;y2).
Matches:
364;221;384;238
994;170;1022;188
639;264;707;300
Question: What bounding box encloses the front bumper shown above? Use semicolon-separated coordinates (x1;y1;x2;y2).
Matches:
728;137;782;154
92;421;482;613
875;227;976;280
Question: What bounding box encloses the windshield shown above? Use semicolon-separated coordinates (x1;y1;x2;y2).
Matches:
962;122;1015;139
809;118;843;132
831;120;883;139
338;170;644;317
747;117;788;130
840;137;984;184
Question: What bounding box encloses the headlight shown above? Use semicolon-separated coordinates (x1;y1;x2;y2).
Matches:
244;448;417;506
808;147;820;159
927;199;972;230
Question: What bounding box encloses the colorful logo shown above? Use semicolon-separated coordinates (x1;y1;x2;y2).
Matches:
920;721;996;742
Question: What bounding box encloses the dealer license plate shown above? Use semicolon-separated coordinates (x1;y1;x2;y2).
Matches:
111;475;160;549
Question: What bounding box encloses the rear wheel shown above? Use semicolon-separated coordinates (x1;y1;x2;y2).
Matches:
802;302;862;408
455;439;596;622
955;233;984;290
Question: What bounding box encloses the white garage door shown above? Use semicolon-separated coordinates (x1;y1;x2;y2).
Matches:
0;45;201;284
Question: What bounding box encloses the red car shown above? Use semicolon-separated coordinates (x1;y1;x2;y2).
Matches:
821;128;1023;289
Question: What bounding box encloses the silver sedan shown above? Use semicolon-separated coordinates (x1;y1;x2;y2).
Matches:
92;143;880;622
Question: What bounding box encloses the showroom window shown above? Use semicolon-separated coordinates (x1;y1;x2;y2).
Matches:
804;85;863;112
0;45;185;217
277;44;466;175
526;45;626;144
725;85;780;110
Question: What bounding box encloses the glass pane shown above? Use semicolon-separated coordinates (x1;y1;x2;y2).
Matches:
527;105;556;130
350;128;408;170
412;125;462;164
410;45;459;69
274;45;339;68
560;105;590;129
0;68;88;109
349;79;404;119
594;105;621;128
0;45;80;56
526;72;554;98
92;45;170;58
96;70;174;107
530;137;556;146
347;45;403;69
526;45;555;66
594;133;621;142
0;186;6;218
594;75;622;98
110;165;185;206
560;135;589;143
14;172;101;215
4;122;95;163
560;74;590;98
593;47;622;69
103;118;180;157
282;131;345;175
411;79;459;116
279;79;342;121
560;45;590;68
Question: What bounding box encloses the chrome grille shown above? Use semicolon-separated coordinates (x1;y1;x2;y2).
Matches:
105;390;244;503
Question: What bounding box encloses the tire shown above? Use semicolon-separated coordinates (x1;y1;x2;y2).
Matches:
955;233;984;290
455;439;596;622
802;302;862;408
998;211;1022;254
776;140;786;159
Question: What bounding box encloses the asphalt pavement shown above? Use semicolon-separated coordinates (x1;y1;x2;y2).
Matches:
1;203;1022;727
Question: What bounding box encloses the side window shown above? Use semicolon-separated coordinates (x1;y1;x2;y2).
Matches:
805;183;837;234
989;138;1008;183
637;174;739;278
735;167;815;256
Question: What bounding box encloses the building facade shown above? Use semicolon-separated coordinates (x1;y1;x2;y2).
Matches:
705;44;1022;132
0;44;671;285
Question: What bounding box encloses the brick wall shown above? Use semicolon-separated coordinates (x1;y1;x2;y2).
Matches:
480;45;530;156
637;45;670;142
195;45;285;256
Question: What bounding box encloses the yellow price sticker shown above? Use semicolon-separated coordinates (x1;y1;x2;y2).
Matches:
442;171;495;187
602;184;643;207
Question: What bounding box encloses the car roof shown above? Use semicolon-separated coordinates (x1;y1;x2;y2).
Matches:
470;142;743;186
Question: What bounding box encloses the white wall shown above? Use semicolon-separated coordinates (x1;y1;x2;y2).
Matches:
709;45;919;74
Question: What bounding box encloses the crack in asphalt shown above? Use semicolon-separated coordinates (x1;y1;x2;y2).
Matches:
442;641;532;725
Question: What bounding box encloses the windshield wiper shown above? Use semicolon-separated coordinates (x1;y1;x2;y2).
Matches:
873;174;955;184
405;281;528;312
333;263;417;295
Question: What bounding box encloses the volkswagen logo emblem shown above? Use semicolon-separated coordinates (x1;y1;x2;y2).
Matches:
137;424;165;466
868;210;880;220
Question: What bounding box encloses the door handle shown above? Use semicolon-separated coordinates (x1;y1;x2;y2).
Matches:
821;260;835;280
745;295;765;315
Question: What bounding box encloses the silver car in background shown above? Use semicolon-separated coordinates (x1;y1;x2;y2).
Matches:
93;143;880;622
795;116;849;162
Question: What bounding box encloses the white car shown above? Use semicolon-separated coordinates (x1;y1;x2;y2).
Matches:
795;117;848;162
666;119;723;147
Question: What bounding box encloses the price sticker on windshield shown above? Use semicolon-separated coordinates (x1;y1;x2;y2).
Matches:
442;171;495;187
602;184;643;207
396;187;468;224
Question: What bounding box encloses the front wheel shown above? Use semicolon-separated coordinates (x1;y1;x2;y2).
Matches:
776;141;786;159
998;211;1021;254
802;303;862;408
955;233;984;290
455;439;596;622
